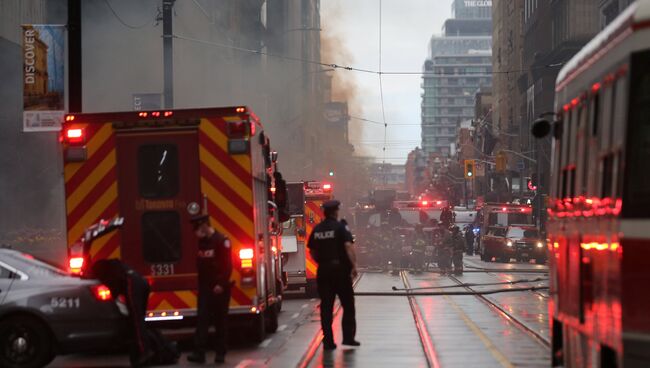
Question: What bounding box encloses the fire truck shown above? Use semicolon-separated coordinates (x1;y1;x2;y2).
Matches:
280;181;332;296
61;107;284;341
393;199;450;226
476;203;534;258
536;2;650;365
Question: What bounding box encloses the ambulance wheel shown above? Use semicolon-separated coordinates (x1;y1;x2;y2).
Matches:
265;305;279;333
276;280;284;311
251;313;266;343
306;280;318;298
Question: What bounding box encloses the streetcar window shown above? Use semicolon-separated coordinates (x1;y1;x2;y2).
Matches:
591;93;600;136
138;144;179;199
600;85;614;151
623;50;650;217
141;211;182;263
601;154;614;198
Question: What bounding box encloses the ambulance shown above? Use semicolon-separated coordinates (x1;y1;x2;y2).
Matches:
281;181;332;296
61;107;284;341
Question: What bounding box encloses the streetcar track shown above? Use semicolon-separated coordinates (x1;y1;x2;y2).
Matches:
448;274;551;348
403;271;517;368
400;271;441;368
295;272;364;368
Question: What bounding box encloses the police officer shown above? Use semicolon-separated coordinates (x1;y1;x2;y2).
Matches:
307;200;361;350
90;259;152;367
187;215;232;364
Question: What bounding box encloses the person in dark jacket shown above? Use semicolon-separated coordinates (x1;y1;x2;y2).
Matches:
187;214;233;364
464;226;476;256
307;200;360;350
90;259;151;367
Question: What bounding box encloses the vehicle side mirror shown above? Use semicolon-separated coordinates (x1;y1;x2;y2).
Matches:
531;118;551;138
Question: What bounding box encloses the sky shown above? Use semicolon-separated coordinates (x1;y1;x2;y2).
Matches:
321;0;453;164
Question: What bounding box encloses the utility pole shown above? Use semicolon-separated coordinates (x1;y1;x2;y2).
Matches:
162;0;175;108
68;0;82;112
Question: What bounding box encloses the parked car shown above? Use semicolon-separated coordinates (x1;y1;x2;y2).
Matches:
0;248;127;368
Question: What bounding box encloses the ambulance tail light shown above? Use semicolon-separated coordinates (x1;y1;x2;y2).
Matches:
239;248;254;267
63;127;86;145
90;284;113;302
69;257;85;274
227;120;251;139
239;248;256;288
227;120;251;154
323;183;332;191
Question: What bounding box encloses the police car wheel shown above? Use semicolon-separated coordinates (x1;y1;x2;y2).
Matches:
0;316;54;368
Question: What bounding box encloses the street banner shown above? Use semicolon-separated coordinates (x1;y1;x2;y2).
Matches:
22;25;65;132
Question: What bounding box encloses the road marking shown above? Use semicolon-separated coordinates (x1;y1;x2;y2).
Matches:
443;293;514;368
277;324;287;331
291;312;300;319
310;298;316;302
301;303;308;309
259;337;273;348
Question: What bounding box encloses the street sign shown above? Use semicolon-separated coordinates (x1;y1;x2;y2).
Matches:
517;160;525;171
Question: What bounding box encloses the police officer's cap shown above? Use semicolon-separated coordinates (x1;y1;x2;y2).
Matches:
322;200;341;210
189;214;210;229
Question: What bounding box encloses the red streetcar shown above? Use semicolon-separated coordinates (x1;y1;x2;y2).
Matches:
535;2;650;366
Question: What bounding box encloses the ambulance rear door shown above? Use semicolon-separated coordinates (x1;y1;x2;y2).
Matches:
115;129;201;296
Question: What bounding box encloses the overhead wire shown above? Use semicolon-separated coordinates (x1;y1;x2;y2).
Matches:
172;34;564;77
379;0;388;167
102;0;153;29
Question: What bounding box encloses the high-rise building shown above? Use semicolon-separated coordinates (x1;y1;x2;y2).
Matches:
421;0;493;156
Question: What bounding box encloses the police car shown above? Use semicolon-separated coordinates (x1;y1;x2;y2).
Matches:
0;248;127;368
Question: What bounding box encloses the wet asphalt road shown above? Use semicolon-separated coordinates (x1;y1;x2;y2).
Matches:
49;255;549;367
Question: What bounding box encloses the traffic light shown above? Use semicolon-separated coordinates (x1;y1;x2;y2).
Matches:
328;170;334;177
528;173;538;191
464;159;475;179
496;152;507;173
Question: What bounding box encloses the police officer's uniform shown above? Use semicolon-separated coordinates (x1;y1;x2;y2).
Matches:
188;215;232;363
307;200;358;350
90;259;151;366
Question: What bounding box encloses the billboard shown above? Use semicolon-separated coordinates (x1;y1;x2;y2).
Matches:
22;25;65;132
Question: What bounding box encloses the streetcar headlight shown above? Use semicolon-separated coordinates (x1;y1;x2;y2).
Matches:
506;241;513;247
536;242;544;248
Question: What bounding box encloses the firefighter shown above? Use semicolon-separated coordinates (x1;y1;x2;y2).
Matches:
412;224;426;273
187;214;232;364
437;223;452;275
450;226;466;275
464;225;476;256
307;200;360;350
90;259;152;367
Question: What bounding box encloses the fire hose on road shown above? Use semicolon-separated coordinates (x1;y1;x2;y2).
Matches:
390;277;547;291
354;285;549;297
